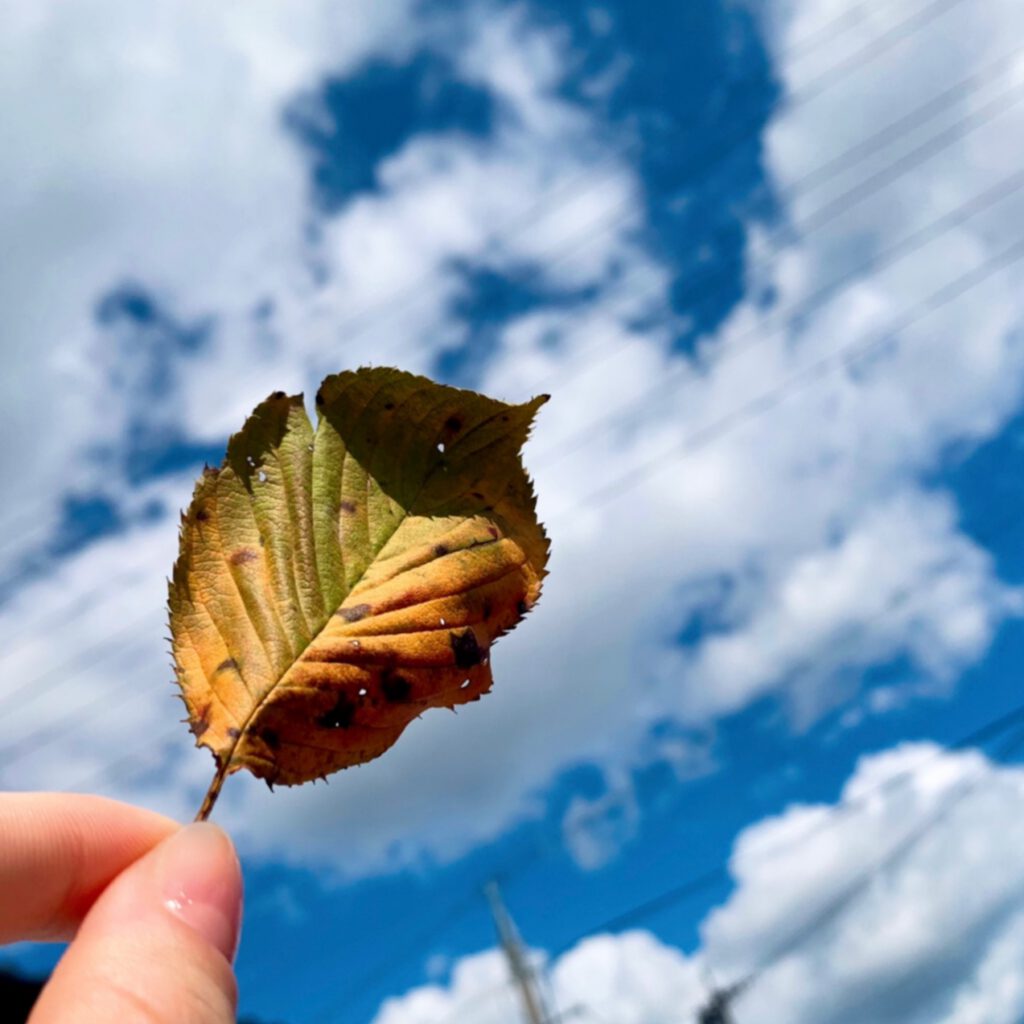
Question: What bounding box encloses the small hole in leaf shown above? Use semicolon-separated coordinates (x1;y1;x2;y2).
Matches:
257;470;268;483
358;687;368;696
437;442;445;453
349;640;361;649
246;455;256;466
439;617;446;626
461;679;471;689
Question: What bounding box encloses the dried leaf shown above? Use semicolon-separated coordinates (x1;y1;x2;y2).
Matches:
169;367;548;817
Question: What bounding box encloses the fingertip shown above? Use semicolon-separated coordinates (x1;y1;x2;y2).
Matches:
158;823;243;963
30;819;243;1024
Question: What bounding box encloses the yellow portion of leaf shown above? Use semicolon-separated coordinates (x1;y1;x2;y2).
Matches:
169;367;548;786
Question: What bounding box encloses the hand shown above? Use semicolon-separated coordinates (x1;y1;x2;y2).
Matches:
0;793;243;1023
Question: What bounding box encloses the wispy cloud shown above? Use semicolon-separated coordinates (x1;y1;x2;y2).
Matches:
1;0;1024;886
375;742;1024;1023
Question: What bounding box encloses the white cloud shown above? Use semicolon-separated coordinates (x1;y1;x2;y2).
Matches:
664;489;1021;726
376;931;707;1024
2;0;1024;878
561;772;640;870
0;0;415;533
375;743;1024;1024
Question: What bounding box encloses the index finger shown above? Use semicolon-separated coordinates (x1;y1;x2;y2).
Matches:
0;792;176;942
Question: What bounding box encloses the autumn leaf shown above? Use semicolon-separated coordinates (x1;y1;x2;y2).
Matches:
169;367;549;820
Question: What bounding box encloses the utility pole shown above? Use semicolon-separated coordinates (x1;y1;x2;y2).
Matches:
696;983;742;1024
485;881;550;1024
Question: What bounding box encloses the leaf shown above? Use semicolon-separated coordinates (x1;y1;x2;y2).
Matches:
169;366;548;817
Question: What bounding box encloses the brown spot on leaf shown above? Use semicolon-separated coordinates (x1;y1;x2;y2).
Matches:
381;673;413;702
318;693;356;730
191;705;211;738
227;727;241;739
169;366;549;792
336;603;371;623
451;629;483;668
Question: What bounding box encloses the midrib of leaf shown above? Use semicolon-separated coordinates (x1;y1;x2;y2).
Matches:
215;393;444;775
183;367;549;820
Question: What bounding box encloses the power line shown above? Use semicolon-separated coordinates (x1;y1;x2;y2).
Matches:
46;515;1024;1020
0;6;1007;598
58;496;1024;1016
534;92;1024;466
339;698;1024;1024
3;45;1012;593
304;683;1024;1024
778;0;970;102
723;720;1024;1006
308;890;483;1024
2;67;1018;591
300;0;973;379
798;78;1024;235
0;0;987;567
564;227;1024;513
6;157;1022;761
0;615;164;720
0;661;166;770
785;44;1024;197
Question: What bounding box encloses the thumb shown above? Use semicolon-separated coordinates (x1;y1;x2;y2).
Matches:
30;822;243;1024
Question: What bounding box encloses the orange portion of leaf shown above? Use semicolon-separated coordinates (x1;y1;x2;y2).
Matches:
169;367;548;787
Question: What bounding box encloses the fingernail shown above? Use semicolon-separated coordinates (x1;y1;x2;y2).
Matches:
157;823;243;962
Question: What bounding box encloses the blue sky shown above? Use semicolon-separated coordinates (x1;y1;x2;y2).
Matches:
5;0;1024;1022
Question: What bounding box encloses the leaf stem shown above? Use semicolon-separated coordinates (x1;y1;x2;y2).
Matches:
195;760;231;822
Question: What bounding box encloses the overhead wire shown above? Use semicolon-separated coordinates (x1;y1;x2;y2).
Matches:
361;491;1024;989
0;0;987;565
720;720;1024;1008
0;8;1019;1018
2;59;1018;583
4;81;1023;749
5;157;1024;1021
544;701;1024;967
533;76;1024;464
562;227;1024;514
304;574;1024;1022
2;190;1024;1015
30;217;1024;808
368;702;1024;1022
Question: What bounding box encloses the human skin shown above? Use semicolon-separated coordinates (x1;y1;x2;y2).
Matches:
0;793;243;1023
